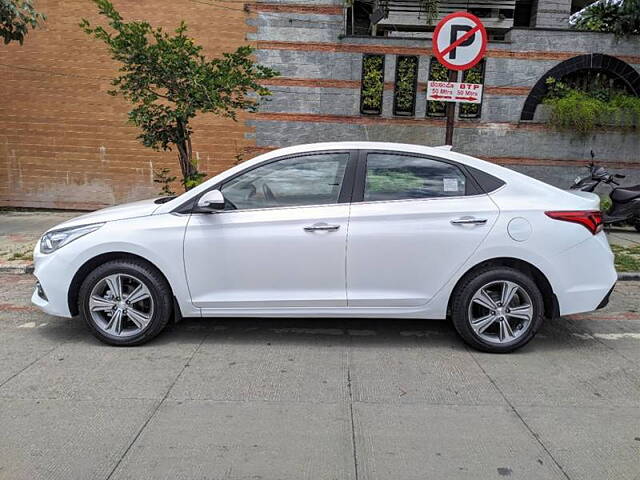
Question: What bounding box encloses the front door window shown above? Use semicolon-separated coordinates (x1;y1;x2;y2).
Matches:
221;153;349;210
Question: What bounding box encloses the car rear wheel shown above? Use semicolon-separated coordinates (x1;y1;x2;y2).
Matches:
451;267;545;353
78;259;173;346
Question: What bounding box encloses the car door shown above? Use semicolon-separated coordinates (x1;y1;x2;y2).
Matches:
346;150;499;307
184;151;355;309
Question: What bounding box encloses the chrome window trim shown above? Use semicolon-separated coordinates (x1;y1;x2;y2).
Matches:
200;202;349;216
351;192;489;208
199;192;489;216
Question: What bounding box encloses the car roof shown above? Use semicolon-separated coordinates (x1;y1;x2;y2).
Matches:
253;142;506;176
256;142;454;160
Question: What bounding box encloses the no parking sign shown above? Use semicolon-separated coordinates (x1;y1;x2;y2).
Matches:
432;12;487;71
428;12;487;106
430;12;487;144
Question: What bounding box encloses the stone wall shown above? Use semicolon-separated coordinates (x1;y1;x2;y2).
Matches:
250;2;640;188
531;0;572;29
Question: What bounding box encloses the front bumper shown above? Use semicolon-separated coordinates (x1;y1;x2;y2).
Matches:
30;240;75;318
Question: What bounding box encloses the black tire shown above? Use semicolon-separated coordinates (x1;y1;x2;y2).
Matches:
451;267;545;353
634;218;640;233
78;259;173;346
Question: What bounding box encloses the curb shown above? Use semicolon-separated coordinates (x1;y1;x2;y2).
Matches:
0;263;34;274
618;272;640;281
1;262;639;282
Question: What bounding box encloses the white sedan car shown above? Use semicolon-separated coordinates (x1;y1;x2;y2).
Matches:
32;142;616;352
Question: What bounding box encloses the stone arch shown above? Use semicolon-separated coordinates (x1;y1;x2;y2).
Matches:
520;53;640;121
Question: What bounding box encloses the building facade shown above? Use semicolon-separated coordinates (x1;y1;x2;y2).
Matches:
250;0;640;189
1;0;639;210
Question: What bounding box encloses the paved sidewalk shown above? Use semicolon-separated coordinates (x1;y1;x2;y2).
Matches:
0;210;81;272
0;274;639;480
608;227;640;247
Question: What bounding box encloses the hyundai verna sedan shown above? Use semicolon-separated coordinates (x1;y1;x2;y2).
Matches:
32;142;617;352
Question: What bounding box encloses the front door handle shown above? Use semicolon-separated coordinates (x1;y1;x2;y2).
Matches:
304;223;340;232
450;217;488;225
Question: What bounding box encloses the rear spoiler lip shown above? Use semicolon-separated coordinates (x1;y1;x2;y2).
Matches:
564;189;601;209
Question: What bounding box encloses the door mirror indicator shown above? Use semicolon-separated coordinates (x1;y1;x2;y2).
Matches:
197;190;225;211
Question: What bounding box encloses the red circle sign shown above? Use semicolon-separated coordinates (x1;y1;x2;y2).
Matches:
432;12;487;71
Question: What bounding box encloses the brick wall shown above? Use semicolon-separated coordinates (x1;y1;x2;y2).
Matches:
0;0;254;210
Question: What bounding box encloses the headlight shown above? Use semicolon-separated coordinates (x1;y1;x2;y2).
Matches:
40;223;104;254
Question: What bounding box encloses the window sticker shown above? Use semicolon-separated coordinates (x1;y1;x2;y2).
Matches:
443;177;459;192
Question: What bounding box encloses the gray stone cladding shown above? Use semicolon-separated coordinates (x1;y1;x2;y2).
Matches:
249;2;640;187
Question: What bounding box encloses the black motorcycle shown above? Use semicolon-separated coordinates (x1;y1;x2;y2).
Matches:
571;162;640;232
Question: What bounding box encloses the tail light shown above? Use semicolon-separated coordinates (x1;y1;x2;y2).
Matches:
545;210;603;235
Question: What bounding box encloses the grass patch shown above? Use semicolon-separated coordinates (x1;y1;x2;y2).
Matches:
611;244;640;272
7;251;33;261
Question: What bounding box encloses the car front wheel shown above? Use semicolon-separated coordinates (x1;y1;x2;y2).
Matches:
78;259;173;346
451;267;545;353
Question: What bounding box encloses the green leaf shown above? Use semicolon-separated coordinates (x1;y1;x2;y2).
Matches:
542;75;640;134
361;55;384;113
0;0;46;45
572;0;640;37
80;0;279;190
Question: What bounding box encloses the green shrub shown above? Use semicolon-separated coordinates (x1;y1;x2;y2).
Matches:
544;90;604;134
361;55;384;114
543;77;640;134
609;93;640;124
572;0;640;37
394;56;418;115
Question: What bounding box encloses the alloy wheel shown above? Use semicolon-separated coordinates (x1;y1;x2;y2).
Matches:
467;280;533;345
88;273;154;338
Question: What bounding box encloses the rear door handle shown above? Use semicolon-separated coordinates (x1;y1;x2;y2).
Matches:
304;223;340;232
450;217;488;225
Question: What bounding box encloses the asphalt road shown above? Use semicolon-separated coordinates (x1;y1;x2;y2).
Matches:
0;274;638;480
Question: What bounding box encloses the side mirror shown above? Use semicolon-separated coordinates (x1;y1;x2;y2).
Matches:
196;189;225;212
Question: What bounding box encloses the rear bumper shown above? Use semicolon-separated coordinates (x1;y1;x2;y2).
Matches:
550;232;617;316
597;283;615;310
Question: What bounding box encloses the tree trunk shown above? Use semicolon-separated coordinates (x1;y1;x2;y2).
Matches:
176;120;196;190
176;142;194;188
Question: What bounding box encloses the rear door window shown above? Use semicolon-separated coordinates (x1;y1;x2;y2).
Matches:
364;152;467;201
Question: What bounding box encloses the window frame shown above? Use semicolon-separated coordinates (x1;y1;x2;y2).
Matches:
179;150;358;214
351;149;484;204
